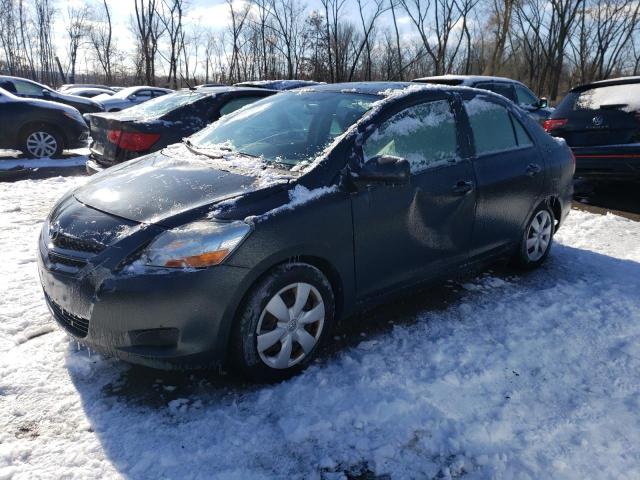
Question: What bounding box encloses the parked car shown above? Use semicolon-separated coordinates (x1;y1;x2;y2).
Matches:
59;83;115;92
543;76;640;181
38;82;573;380
94;86;173;112
85;86;276;173
0;87;88;158
233;79;322;90
412;75;552;123
64;87;115;98
0;75;104;114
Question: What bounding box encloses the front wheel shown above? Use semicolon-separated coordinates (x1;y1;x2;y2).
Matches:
21;126;64;158
513;205;555;269
230;263;335;381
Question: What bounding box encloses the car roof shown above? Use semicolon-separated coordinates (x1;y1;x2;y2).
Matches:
189;86;277;94
0;75;49;88
570;76;640;92
413;74;524;85
295;81;414;95
233;80;322;90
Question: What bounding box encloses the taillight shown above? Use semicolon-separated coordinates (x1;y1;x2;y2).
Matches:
106;129;121;144
106;129;160;152
543;118;568;132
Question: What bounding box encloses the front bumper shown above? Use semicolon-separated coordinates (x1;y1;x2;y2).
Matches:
37;225;252;370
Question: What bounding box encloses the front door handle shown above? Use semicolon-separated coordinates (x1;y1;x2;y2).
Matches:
526;163;542;176
452;180;474;195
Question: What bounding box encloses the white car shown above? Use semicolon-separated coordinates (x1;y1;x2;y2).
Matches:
94;86;173;112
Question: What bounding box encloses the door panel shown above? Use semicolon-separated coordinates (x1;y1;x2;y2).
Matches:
351;97;476;298
464;96;544;257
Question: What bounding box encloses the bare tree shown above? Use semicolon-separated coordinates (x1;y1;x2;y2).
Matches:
65;4;90;83
134;0;162;85
89;0;115;83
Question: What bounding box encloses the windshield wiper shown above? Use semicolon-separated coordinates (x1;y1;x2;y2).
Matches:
183;139;224;159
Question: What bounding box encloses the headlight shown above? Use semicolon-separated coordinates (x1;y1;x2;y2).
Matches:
142;221;251;268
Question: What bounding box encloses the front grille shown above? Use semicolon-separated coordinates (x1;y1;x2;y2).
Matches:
45;293;90;338
48;251;87;269
52;233;105;254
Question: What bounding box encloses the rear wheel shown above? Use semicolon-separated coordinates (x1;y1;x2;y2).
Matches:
230;263;335;381
513;205;555;269
21;126;64;158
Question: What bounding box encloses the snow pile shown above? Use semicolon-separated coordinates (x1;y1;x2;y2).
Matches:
2;176;640;478
0;149;90;170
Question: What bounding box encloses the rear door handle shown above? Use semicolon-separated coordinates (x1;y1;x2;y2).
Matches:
452;180;474;195
526;163;542;176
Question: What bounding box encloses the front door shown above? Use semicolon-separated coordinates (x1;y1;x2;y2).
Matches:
350;96;477;298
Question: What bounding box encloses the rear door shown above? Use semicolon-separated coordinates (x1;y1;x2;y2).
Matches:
462;93;544;258
351;94;477;297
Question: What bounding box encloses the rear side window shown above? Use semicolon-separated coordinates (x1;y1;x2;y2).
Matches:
219;96;265;116
465;97;518;155
12;79;44;95
363;99;458;173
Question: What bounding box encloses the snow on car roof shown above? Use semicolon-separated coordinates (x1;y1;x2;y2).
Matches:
413;74;524;85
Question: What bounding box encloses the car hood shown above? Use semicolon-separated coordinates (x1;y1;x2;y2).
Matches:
57;91;99;107
74;144;292;225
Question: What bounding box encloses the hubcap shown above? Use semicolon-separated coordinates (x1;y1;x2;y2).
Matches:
256;282;325;369
26;131;57;158
526;210;552;261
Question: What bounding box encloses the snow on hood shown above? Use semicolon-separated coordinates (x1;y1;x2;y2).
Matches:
73;142;295;225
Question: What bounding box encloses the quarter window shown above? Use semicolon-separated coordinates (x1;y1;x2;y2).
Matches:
512;115;533;147
465;97;518;155
363;100;458;173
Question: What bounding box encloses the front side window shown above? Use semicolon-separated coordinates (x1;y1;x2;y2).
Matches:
465;97;518;155
189;91;378;167
515;85;539;107
363;99;458;173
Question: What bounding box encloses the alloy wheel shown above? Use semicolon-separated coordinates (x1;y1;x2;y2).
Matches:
26;131;58;158
256;282;325;369
526;210;552;262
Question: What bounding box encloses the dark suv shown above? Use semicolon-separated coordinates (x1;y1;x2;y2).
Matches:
544;76;640;181
38;83;573;380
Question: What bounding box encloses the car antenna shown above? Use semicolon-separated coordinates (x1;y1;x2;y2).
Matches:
180;73;195;91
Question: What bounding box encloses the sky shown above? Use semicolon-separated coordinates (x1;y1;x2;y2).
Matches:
53;0;418;77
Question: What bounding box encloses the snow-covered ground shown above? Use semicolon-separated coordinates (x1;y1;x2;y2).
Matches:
0;149;89;170
1;176;640;479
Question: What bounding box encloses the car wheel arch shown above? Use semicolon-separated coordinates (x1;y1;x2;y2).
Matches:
220;254;345;365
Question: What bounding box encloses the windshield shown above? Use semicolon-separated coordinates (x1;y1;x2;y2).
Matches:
125;90;207;118
189;91;378;166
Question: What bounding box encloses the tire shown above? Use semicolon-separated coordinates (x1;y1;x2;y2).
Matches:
230;263;335;381
513;204;555;269
20;125;64;159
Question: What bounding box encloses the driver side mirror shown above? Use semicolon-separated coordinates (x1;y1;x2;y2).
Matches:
42;89;52;97
128;94;137;100
538;97;548;109
354;155;410;185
